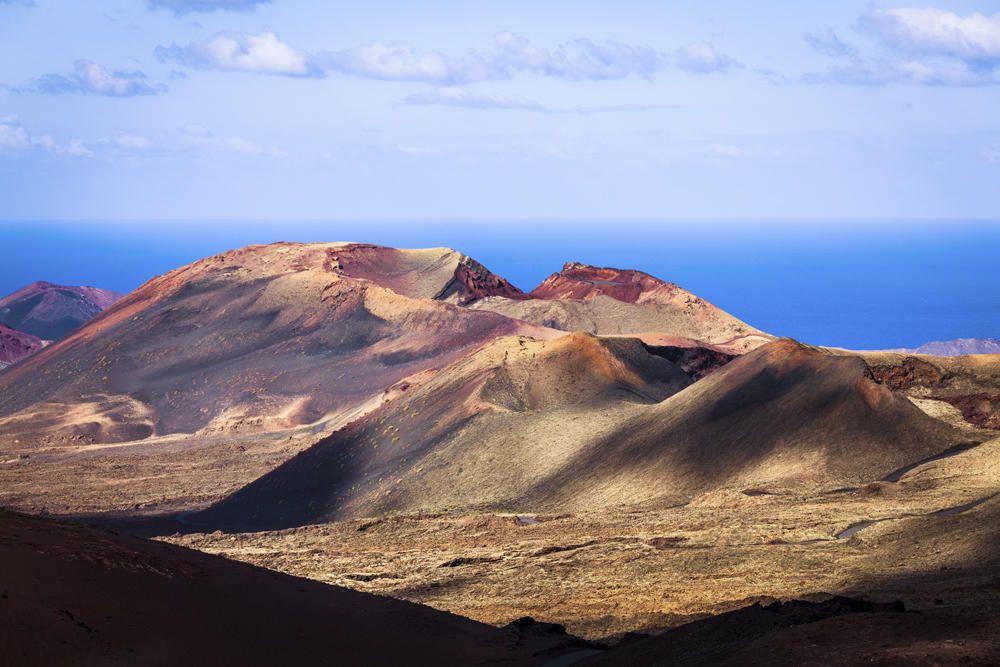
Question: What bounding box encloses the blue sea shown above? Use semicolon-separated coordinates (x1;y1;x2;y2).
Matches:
2;220;998;350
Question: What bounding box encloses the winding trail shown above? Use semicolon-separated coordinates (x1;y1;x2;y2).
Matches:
881;442;981;483
835;494;998;540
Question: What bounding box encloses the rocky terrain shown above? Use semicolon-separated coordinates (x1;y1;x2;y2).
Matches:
2;241;1000;665
0;281;121;341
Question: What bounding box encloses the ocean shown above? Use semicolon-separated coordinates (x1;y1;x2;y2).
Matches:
1;219;998;350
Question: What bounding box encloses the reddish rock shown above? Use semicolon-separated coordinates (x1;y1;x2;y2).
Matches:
869;357;948;390
938;393;1000;430
530;262;681;303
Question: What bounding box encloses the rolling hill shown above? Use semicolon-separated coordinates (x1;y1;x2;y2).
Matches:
0;281;121;341
199;338;974;530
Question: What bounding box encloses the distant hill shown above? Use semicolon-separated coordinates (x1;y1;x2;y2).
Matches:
0;281;122;340
0;324;47;370
902;338;1000;356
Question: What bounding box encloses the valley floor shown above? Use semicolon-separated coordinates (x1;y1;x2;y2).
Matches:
166;437;1000;646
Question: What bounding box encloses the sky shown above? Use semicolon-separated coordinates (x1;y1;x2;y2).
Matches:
1;1;999;219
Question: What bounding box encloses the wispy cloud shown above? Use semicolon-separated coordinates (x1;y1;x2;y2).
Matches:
400;86;679;115
804;30;857;59
25;60;166;97
147;0;270;15
675;42;741;74
179;124;287;157
402;87;545;111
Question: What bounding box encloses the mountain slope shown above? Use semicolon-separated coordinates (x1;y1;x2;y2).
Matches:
200;338;971;530
198;333;695;528
0;324;47;370
0;242;552;446
0;243;560;516
0;281;121;340
471;263;770;353
0;509;570;666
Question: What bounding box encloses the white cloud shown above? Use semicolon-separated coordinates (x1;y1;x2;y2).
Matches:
860;8;1000;64
157;31;320;76
675;42;740;74
34;60;165;97
324;43;464;82
179;124;287;157
160;31;686;82
326;33;668;83
491;32;666;80
804;9;1000;87
0;116;96;156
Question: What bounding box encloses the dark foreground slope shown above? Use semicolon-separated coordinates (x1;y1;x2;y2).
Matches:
0;281;121;340
0;509;581;667
199;338;973;530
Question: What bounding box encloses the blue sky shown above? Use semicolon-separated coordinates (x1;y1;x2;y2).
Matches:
1;1;1000;219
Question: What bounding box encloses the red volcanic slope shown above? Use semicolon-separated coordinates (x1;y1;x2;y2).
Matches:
0;281;123;340
529;262;682;303
0;324;47;368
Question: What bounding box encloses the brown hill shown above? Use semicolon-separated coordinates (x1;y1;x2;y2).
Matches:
0;324;47;370
199;333;695;528
0;242;552;446
0;281;121;340
471;263;770;353
199;338;971;530
0;509;578;666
